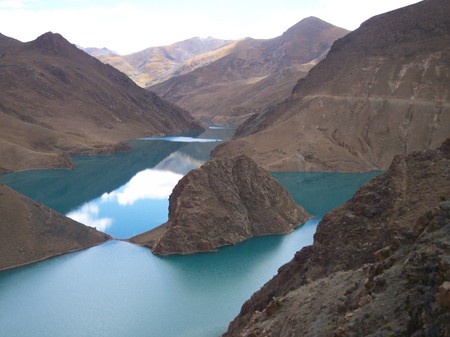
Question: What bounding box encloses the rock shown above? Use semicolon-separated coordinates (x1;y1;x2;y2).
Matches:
438;282;450;309
130;155;309;255
223;139;450;337
0;183;110;270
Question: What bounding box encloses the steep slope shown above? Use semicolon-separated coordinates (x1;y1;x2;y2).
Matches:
0;32;203;172
214;0;450;171
0;183;110;270
95;37;237;87
223;139;450;337
130;155;309;255
149;17;349;124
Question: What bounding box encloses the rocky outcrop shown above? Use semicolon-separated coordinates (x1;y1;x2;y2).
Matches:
214;0;450;171
0;31;203;172
130;155;309;255
223;139;450;337
0;183;110;270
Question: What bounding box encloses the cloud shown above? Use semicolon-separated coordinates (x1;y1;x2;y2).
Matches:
101;169;183;206
0;0;27;9
67;203;112;232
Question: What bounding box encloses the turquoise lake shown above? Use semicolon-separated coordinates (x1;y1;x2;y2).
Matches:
0;128;380;337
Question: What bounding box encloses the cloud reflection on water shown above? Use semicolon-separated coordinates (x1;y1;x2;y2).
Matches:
101;169;183;206
67;204;112;232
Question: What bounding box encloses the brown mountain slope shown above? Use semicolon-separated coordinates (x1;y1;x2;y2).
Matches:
0;32;203;172
214;0;450;172
0;182;110;270
95;37;238;88
149;17;349;125
223;139;450;337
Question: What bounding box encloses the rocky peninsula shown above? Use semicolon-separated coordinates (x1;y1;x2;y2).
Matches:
131;155;309;255
0;183;110;270
223;139;450;337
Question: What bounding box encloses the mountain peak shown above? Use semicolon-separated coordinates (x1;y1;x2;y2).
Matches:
283;16;347;39
30;31;77;56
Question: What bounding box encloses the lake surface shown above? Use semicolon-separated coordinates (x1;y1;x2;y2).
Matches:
0;128;380;337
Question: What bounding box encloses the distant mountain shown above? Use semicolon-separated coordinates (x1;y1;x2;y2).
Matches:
0;32;202;172
214;0;450;172
81;46;116;57
148;17;349;124
91;37;238;87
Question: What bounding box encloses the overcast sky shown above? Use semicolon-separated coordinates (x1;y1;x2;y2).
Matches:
0;0;420;55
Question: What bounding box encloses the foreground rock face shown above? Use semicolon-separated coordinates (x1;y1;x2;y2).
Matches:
223;139;450;337
0;183;110;270
131;155;309;255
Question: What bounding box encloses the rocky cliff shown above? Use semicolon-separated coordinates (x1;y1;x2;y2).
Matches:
0;32;202;172
223;139;450;337
214;0;450;172
0;183;110;270
149;17;348;124
130;155;309;255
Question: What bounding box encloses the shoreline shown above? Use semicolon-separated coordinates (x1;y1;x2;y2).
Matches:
0;239;111;272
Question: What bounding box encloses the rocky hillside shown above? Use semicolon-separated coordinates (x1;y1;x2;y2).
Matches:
0;183;110;270
214;0;450;171
94;37;238;88
0;32;202;172
149;17;348;124
130;155;309;255
223;139;450;337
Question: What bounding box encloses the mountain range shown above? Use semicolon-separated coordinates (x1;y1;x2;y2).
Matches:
88;17;348;125
92;37;237;88
148;17;348;125
0;32;202;172
213;0;450;172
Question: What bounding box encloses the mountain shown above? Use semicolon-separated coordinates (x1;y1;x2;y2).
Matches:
93;37;238;87
0;32;203;172
223;139;450;337
149;17;349;124
130;155;309;255
81;46;117;57
214;0;450;172
0;182;110;270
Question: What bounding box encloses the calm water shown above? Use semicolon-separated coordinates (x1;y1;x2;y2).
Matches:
0;128;380;337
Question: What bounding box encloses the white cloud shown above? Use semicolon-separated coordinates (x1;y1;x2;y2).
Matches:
101;169;183;205
67;203;112;232
0;0;27;9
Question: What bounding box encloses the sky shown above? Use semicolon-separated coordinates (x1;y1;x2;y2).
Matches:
0;0;420;55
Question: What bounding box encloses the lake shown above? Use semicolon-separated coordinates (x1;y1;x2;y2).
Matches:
0;128;380;337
